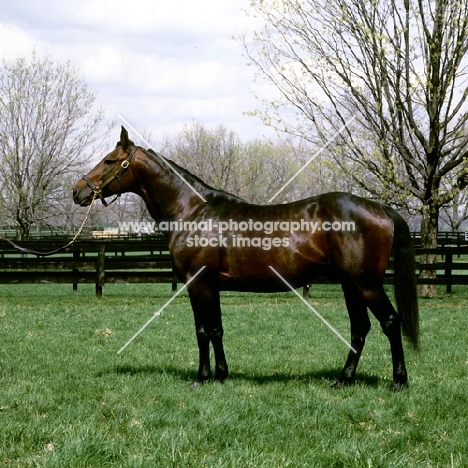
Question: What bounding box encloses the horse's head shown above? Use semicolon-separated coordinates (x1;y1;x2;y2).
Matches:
73;126;138;206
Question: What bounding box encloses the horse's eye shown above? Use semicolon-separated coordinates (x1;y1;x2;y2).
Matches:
104;159;116;165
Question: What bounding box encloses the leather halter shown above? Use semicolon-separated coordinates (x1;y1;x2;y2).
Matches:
82;145;139;206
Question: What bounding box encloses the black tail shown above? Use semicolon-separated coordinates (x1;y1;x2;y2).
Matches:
385;207;420;350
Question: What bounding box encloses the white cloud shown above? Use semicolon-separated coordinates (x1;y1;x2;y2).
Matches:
0;0;274;142
0;23;36;59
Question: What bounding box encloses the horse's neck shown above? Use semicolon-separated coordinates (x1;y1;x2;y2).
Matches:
135;152;210;222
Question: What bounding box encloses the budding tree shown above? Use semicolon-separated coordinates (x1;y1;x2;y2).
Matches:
242;0;468;295
162;121;334;204
0;53;106;238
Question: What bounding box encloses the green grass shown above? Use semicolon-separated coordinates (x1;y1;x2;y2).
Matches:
0;283;467;467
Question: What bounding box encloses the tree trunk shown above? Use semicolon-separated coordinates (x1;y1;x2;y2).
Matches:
418;203;439;297
16;211;30;241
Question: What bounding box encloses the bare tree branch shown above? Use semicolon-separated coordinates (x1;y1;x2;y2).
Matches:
0;53;107;238
242;0;468;295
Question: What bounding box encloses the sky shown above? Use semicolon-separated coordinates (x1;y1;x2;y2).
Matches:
0;0;275;145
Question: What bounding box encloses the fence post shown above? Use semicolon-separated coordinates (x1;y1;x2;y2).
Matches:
96;244;105;298
445;251;452;294
72;250;80;291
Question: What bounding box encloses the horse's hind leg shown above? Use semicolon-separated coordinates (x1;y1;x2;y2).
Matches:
210;288;228;382
334;280;371;387
360;284;408;391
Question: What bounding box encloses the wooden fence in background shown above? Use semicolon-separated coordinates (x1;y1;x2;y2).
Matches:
0;236;176;297
1;233;468;297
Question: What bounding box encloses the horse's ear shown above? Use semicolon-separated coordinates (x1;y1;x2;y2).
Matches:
120;126;130;149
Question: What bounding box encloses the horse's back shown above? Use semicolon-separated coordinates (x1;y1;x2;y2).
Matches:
214;192;394;291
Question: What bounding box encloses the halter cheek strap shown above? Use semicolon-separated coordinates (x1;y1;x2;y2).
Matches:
82;145;139;207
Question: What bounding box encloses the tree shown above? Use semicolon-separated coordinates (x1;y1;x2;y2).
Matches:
238;138;300;203
162;121;337;204
0;53;106;238
242;0;468;295
162;122;244;194
440;189;468;232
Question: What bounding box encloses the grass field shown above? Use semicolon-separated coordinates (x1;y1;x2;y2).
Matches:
0;283;467;467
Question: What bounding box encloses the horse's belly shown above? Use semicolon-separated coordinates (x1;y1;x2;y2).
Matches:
218;275;295;293
218;259;329;293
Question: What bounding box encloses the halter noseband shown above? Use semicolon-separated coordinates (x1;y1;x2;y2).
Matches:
81;145;139;207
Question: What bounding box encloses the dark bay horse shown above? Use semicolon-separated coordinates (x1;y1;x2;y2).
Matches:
73;127;419;391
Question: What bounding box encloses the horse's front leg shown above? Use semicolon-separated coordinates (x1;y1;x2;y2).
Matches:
188;282;228;387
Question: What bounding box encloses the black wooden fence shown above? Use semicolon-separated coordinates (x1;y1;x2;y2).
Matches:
0;236;176;297
1;234;468;297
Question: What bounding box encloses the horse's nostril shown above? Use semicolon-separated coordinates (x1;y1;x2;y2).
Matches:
72;188;78;198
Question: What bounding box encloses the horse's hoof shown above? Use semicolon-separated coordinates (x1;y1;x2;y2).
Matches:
331;380;352;389
390;381;407;392
215;371;228;383
190;380;204;390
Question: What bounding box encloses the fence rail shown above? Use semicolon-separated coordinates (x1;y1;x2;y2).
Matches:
411;231;468;246
0;236;176;297
1;235;468;296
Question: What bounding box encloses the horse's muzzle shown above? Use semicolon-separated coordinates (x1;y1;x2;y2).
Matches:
72;183;93;206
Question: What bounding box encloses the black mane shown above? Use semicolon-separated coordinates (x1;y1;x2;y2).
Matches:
145;148;245;201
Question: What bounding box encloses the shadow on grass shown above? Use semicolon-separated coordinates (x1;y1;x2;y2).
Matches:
97;364;380;388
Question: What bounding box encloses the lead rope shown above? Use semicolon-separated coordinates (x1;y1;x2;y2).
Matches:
0;192;97;256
